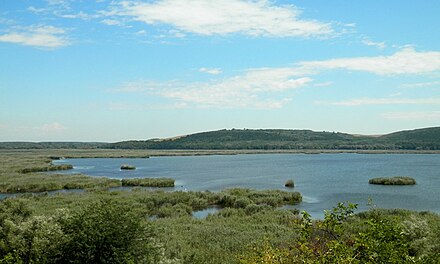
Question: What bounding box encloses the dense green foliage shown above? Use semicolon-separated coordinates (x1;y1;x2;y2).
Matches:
0;198;160;263
58;199;159;264
239;203;440;263
369;176;417;185
2;127;440;150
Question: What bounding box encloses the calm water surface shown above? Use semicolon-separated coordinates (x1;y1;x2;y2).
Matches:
53;154;440;218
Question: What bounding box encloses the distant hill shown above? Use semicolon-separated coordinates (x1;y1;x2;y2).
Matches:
1;127;439;150
378;127;440;150
105;127;440;150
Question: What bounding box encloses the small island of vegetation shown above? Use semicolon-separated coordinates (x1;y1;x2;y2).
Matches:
120;164;136;170
19;164;73;174
369;176;416;185
121;178;175;187
284;179;294;188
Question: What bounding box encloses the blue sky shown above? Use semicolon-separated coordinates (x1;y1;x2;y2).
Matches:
1;0;439;142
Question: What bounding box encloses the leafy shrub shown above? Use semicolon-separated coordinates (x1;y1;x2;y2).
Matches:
59;199;159;263
233;197;252;209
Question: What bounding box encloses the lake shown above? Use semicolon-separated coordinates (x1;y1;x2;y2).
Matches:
53;154;440;218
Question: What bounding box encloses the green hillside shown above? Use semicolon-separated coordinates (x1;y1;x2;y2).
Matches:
106;127;440;150
378;127;440;149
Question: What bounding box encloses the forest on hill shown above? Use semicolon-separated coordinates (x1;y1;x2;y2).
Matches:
106;127;440;150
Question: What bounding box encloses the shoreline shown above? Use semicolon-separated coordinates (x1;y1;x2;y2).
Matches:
1;148;440;159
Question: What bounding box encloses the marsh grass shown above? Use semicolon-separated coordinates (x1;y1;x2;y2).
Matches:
0;150;129;193
19;164;73;173
218;188;302;208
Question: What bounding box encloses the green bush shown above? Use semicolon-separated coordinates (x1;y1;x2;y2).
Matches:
59;199;159;263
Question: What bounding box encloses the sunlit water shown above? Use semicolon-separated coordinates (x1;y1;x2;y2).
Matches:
41;154;440;218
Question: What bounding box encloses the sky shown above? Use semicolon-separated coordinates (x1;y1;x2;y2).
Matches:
1;0;440;142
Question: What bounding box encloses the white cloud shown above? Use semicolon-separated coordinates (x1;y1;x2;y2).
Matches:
0;25;70;48
101;19;123;26
60;11;97;20
136;30;147;35
401;81;440;88
116;0;333;38
46;0;70;8
28;6;49;13
108;101;188;110
301;47;440;75
362;38;386;49
114;68;312;108
112;47;440;109
34;122;66;133
199;67;222;75
382;111;440;120
313;81;333;87
328;97;440;106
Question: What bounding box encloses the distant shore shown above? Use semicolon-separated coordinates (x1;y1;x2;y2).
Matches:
1;148;440;159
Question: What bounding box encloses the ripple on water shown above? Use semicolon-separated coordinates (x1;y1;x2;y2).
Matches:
302;196;320;203
73;166;95;170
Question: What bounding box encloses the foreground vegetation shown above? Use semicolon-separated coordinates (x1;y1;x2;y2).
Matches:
369;176;417;185
0;191;438;263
